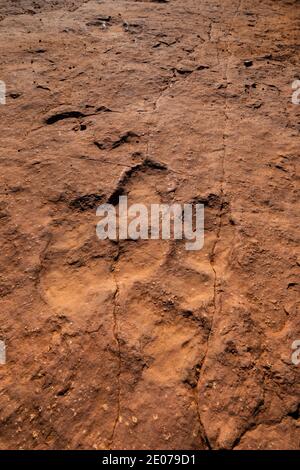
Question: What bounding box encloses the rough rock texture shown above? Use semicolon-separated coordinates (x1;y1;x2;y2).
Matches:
0;0;299;450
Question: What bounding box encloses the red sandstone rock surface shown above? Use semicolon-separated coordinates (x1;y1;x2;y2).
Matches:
0;0;299;450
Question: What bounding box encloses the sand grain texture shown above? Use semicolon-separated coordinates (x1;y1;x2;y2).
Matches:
0;0;299;450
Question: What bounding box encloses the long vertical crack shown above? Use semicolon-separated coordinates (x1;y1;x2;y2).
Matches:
195;0;243;449
108;244;122;449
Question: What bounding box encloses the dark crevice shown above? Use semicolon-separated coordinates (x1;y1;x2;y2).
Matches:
69;193;104;211
45;107;112;125
107;158;167;206
45;111;85;125
288;404;300;420
94;131;140;151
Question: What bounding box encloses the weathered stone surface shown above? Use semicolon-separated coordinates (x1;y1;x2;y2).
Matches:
0;0;299;450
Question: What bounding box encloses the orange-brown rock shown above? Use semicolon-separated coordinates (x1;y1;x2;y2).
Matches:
0;0;299;450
